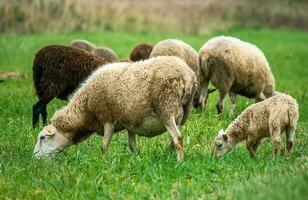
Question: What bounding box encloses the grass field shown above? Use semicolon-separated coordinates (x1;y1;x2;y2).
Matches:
0;28;308;199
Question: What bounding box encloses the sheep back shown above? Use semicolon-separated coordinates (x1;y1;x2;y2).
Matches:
91;47;119;62
226;93;298;140
33;45;108;101
150;39;199;78
70;39;96;52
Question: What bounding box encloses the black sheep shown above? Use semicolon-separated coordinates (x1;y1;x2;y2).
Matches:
32;45;108;128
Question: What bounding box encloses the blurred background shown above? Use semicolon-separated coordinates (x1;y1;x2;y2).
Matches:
1;0;307;35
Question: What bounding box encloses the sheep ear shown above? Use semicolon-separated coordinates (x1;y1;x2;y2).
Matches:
222;134;228;141
45;130;56;137
218;129;224;136
44;126;56;137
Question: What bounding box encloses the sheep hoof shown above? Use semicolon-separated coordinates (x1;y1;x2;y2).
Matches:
177;154;184;161
129;146;140;155
101;146;108;154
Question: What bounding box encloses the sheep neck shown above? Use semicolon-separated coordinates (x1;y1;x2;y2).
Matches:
225;119;247;146
51;96;95;144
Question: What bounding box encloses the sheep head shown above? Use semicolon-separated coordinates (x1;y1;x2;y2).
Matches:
214;129;233;157
33;125;72;158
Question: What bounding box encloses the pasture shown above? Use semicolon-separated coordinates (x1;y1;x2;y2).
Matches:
0;28;308;199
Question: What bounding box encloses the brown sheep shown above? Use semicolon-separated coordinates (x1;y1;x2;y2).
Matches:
129;43;153;61
32;45;109;128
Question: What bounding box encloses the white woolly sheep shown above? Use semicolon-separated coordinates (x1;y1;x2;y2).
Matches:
91;47;119;62
70;39;96;52
199;36;276;117
33;56;197;161
214;93;299;158
150;39;215;111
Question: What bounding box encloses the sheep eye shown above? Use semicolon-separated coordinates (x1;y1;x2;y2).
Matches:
218;143;223;148
40;135;46;140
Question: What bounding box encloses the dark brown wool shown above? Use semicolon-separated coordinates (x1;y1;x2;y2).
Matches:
32;45;109;128
129;43;153;61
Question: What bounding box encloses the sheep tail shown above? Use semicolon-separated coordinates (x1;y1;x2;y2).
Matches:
286;102;298;128
181;81;197;125
287;108;291;127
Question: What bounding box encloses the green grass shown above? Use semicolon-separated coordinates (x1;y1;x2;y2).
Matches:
0;28;308;199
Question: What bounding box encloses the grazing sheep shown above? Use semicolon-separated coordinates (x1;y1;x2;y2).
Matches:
91;47;119;62
33;56;197;161
150;39;215;111
199;36;276;116
32;45;109;128
70;39;96;52
214;94;299;158
130;43;153;61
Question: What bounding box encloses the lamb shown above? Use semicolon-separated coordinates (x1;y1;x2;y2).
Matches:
150;39;215;111
70;39;96;52
33;56;197;161
130;43;153;61
32;45;109;128
214;93;299;158
91;47;119;62
199;36;276;117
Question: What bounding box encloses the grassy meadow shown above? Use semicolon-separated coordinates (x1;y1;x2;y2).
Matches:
0;28;308;199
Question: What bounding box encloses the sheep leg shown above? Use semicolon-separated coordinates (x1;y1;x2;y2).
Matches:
32;100;42;128
32;98;52;128
101;123;114;153
229;92;237;118
285;126;295;156
164;116;184;161
246;141;256;158
32;99;46;128
271;128;281;157
41;99;52;126
198;82;209;112
128;131;139;155
252;139;261;154
216;90;227;115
